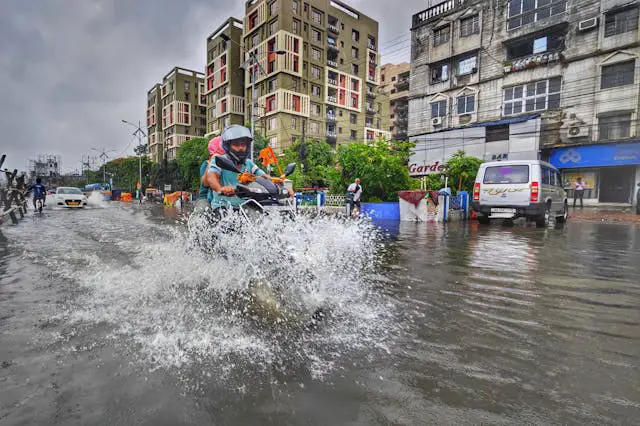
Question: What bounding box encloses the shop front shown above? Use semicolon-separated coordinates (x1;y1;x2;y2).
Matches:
549;142;640;205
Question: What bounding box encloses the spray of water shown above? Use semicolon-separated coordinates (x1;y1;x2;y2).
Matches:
86;191;109;208
59;209;396;384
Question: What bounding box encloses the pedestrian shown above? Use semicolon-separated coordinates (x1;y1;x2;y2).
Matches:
347;178;362;217
573;176;585;208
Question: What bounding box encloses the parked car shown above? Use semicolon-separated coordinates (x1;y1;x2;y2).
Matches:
472;160;568;227
54;187;88;208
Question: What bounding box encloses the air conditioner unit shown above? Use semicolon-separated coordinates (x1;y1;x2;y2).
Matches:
578;18;598;32
567;125;586;138
431;117;443;126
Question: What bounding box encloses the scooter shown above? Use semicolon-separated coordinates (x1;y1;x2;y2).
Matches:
213;155;298;222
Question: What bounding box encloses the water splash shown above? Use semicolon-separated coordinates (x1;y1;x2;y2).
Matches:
86;191;109;208
60;209;396;383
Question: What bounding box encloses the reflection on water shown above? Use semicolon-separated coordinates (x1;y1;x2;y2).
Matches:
0;206;639;425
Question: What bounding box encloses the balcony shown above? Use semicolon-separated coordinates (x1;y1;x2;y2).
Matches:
327;95;337;103
503;51;564;74
327;59;338;68
328;77;338;86
326;128;337;139
395;79;410;91
367;75;377;84
365;106;376;114
328;23;339;34
366;88;376;99
326;112;337;122
412;0;466;29
368;42;376;50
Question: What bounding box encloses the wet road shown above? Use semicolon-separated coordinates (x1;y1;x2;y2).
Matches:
1;203;639;425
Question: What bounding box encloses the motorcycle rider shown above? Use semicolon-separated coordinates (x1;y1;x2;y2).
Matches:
206;125;268;211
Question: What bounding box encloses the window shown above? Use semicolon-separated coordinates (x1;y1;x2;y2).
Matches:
293;19;300;34
605;7;639;37
269;19;278;35
601;61;635;89
506;30;564;59
311;85;321;97
311;9;322;24
456;55;477;75
352;29;360;42
291;117;298;129
184;81;190;91
352;47;359;59
431;63;449;83
352;64;359;74
311;66;321;79
430;100;447;118
311;103;321;116
269;117;277;130
269;136;278;148
350;130;357;140
457;94;475;114
268;78;278;92
542;167;553;185
311;29;321;42
507;0;567;30
503;77;561;116
350;113;357;124
310;121;320;133
269;0;277;16
185;93;190;101
599;113;632;140
433;25;450;46
292;0;299;14
483;165;529;184
311;47;321;61
460;15;480;37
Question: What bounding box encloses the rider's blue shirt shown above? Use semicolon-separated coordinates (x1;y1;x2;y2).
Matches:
32;184;46;198
208;154;264;209
198;160;211;201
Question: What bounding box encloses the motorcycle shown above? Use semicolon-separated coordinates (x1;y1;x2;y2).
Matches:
212;155;298;222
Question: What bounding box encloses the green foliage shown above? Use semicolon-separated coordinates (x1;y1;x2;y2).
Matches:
329;140;419;202
176;138;209;192
445;151;483;194
280;138;335;188
87;156;153;192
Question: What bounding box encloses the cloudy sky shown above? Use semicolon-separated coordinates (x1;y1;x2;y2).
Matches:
0;0;426;173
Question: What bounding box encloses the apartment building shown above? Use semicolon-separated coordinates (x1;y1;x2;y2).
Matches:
146;67;206;162
205;18;246;137
380;62;410;140
242;0;389;151
408;0;640;206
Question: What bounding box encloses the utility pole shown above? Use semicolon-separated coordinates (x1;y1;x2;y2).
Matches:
122;120;147;201
92;148;114;183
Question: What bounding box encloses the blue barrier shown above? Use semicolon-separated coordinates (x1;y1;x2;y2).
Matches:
361;202;400;220
295;191;325;206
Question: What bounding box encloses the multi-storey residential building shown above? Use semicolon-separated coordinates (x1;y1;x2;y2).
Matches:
408;0;640;206
242;0;389;151
380;62;410;140
146;67;206;162
205;18;246;137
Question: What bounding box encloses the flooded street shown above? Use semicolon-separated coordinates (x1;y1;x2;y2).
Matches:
1;203;639;425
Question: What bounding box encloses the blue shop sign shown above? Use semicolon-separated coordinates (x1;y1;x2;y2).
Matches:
549;142;640;169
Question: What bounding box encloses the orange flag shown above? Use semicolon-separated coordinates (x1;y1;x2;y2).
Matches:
259;146;278;166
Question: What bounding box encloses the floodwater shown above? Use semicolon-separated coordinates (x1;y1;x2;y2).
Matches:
1;202;639;425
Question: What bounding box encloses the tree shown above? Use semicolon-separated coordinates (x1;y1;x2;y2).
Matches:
329;140;419;202
445;151;483;194
280;138;335;189
87;157;152;191
176;137;209;192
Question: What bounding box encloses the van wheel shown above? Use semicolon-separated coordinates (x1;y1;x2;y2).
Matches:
556;201;568;223
477;215;490;225
536;205;551;228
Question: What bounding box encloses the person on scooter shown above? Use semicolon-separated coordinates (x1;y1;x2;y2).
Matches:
206;125;267;210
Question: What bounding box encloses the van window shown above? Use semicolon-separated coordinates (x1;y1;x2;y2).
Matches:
554;171;562;187
542;168;552;185
483;165;529;184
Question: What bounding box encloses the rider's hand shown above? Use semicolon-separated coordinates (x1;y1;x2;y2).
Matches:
220;186;235;196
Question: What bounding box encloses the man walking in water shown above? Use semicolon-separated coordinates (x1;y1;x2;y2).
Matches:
573;177;585;208
347;178;362;217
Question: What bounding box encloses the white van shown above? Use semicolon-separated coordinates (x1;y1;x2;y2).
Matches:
472;160;568;227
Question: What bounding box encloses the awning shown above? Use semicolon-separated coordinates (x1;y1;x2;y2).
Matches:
469;114;540;128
